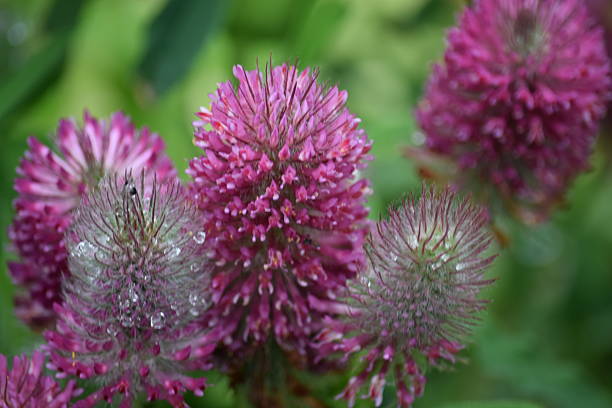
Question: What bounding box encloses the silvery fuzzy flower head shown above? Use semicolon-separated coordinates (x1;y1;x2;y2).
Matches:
8;111;176;329
415;0;611;223
45;173;214;408
316;186;496;408
0;351;78;408
187;61;372;361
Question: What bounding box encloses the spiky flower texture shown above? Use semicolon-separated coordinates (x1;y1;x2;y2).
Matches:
317;187;496;408
0;352;77;408
187;63;372;360
8;111;175;328
45;174;213;407
416;0;611;222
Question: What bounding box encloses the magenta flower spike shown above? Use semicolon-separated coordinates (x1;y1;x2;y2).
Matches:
0;351;78;408
187;62;373;361
44;174;213;407
586;0;612;59
316;186;496;408
8;111;176;329
416;0;611;223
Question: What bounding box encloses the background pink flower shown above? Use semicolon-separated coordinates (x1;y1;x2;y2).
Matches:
416;0;611;222
7;111;176;329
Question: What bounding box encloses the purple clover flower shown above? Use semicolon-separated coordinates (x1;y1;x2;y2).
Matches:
187;63;372;361
416;0;611;223
44;174;213;407
0;351;78;408
8;111;176;329
316;186;496;408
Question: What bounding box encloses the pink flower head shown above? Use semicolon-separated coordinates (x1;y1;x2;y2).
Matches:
187;62;372;361
0;351;78;408
45;174;213;407
586;0;612;58
416;0;611;222
8;111;176;328
316;186;496;408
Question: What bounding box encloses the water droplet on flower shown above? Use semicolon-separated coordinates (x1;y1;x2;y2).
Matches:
106;325;118;336
167;247;181;258
455;263;465;271
189;293;199;306
193;231;206;244
150;311;166;329
73;241;95;257
121;314;134;328
189;308;199;317
129;287;139;303
190;264;199;272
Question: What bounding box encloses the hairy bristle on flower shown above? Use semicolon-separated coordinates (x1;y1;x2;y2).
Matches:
415;0;611;222
0;351;78;408
315;186;496;408
187;62;372;363
44;173;213;408
8;111;176;329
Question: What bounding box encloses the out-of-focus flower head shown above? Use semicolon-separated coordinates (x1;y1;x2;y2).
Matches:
0;351;78;408
586;0;612;58
187;61;372;363
414;0;611;223
45;173;213;407
316;186;496;408
8;111;176;329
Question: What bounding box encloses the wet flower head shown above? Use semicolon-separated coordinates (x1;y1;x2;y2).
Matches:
416;0;611;222
45;173;213;407
317;186;496;408
0;351;77;408
8;111;175;328
187;62;372;360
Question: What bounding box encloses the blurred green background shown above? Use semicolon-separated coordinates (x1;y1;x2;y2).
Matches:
1;0;612;407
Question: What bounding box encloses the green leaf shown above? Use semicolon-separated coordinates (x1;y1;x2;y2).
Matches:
44;0;88;34
0;35;68;121
439;402;543;408
292;0;347;64
138;0;228;96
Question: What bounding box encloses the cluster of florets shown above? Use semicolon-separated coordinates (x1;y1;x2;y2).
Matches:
44;174;213;407
587;0;612;58
0;351;78;408
416;0;611;222
316;187;496;407
4;5;612;402
7;111;175;329
187;63;372;362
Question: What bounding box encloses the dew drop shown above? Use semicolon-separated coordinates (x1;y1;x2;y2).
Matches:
73;241;95;258
106;325;118;336
189;293;200;306
455;263;465;271
119;295;131;309
189;308;199;317
121;314;134;328
193;231;206;244
129;287;139;303
190;264;199;273
167;247;181;258
150;311;166;329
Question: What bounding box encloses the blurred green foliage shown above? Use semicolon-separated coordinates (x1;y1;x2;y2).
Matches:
1;0;611;407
